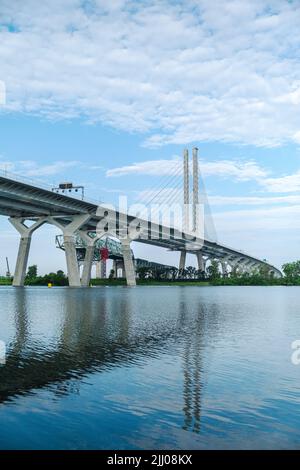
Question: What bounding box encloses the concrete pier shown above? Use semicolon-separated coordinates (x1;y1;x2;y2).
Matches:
9;217;47;287
121;240;136;286
49;214;91;287
179;251;186;271
196;251;204;272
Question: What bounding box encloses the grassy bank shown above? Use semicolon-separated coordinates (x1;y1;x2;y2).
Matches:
0;277;12;285
0;277;210;287
211;275;300;286
2;261;300;287
91;278;210;286
1;276;300;287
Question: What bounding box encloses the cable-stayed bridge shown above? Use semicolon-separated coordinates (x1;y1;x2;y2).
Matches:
0;148;282;286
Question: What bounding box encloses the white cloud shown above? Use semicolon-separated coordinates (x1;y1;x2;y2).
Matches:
201;160;268;180
214;205;300;232
0;80;5;105
275;88;300;105
261;171;300;193
292;131;300;144
88;165;105;171
209;194;300;206
0;0;299;147
213;203;300;267
24;161;79;177
0;160;14;172
101;187;138;194
106;156;268;181
106;158;181;177
0;159;78;177
138;187;300;207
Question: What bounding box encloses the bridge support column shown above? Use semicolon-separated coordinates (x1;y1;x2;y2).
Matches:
79;231;105;287
121;261;125;278
121;240;136;286
202;257;208;275
82;245;95;286
96;260;106;278
96;261;101;278
196;251;204;272
64;235;82;287
48;214;91;287
112;260;117;278
101;260;107;278
9;217;47;287
179;251;186;271
221;261;228;277
80;236;95;288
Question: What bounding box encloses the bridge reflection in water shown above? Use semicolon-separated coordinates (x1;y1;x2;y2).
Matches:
0;287;220;435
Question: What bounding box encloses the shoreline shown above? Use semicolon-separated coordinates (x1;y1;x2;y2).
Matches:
1;279;299;287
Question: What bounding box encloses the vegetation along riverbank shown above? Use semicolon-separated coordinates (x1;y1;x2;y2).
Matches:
1;261;300;286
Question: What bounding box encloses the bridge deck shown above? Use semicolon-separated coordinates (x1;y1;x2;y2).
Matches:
0;174;282;276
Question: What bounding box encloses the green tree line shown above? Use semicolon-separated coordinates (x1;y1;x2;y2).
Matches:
1;260;300;286
24;265;68;286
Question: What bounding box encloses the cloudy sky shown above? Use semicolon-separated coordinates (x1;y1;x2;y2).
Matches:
0;0;300;274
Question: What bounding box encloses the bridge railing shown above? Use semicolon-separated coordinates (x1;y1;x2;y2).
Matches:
0;167;103;206
0;167;54;192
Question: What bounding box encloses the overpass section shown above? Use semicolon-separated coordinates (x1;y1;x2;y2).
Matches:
0;150;282;287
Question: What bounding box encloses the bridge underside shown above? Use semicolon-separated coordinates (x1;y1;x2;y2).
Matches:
56;232;281;281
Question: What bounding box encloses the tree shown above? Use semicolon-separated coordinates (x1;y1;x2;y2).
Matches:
43;270;68;286
26;265;37;280
178;268;184;279
136;266;149;280
152;268;164;280
109;269;115;279
259;263;271;278
207;260;220;280
186;266;196;279
169;267;178;281
195;269;206;280
282;261;300;281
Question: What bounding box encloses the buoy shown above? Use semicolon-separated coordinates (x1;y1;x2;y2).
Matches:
48;283;53;288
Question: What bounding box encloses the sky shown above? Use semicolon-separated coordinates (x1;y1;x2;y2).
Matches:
0;0;300;274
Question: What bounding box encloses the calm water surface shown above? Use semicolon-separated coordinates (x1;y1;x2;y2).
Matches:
0;286;299;449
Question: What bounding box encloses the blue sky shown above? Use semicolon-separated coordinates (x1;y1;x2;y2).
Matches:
0;0;300;274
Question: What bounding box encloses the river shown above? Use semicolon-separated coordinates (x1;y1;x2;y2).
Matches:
0;286;299;449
